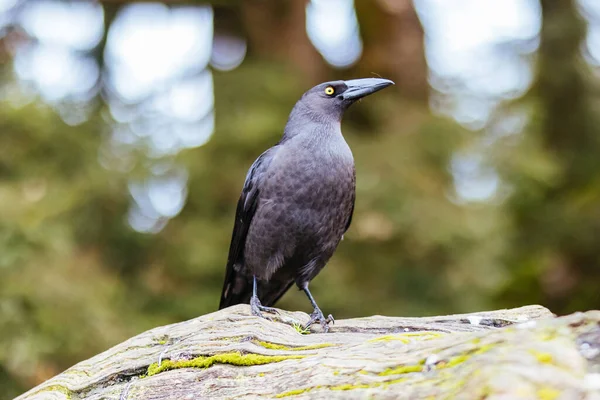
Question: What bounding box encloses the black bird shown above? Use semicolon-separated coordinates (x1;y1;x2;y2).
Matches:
219;78;394;331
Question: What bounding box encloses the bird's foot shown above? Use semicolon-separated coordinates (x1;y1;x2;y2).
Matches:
250;295;279;318
305;307;334;333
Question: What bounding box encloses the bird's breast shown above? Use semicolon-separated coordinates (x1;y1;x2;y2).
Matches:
245;140;355;274
261;143;355;223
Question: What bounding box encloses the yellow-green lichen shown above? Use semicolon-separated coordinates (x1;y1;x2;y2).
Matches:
369;335;410;344
402;332;444;338
439;376;468;396
529;350;554;364
479;384;492;398
221;336;245;343
474;343;496;354
276;376;408;397
147;352;304;376
368;332;444;344
272;340;499;398
331;383;372;391
537;387;560;400
379;364;423;376
276;387;313;398
271;341;499;398
154;334;170;345
377;342;495;378
537;330;559;342
33;385;72;400
443;354;469;368
382;377;407;387
436;343;495;370
255;340;333;351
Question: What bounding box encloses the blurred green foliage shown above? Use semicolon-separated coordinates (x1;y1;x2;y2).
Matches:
496;0;600;312
0;0;598;397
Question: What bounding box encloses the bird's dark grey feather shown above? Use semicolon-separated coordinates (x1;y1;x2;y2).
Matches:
219;147;278;308
219;78;393;322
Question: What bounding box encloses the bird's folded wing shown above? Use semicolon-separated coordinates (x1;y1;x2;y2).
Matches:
219;146;278;309
344;189;355;234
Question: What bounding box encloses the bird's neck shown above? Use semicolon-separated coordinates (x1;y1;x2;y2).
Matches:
282;101;343;147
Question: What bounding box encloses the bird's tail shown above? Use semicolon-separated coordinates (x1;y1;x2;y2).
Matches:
219;267;251;309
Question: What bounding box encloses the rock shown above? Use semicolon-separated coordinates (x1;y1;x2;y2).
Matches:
15;305;600;399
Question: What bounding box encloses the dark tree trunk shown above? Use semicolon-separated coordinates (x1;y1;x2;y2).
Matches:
355;0;428;102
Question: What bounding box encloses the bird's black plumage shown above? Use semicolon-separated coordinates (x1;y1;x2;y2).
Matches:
219;78;394;330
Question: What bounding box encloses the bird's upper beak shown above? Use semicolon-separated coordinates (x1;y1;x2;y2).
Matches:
341;78;395;101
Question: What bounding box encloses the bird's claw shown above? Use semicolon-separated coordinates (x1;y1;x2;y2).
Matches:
305;307;334;332
250;295;279;318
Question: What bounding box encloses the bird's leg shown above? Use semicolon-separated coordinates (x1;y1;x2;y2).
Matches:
302;285;334;332
250;276;279;318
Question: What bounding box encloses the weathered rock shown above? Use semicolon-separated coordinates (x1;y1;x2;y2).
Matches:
15;305;600;399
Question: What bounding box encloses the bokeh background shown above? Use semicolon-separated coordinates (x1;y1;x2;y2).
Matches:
1;0;600;396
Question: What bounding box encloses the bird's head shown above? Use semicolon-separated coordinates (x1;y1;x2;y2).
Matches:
297;77;395;122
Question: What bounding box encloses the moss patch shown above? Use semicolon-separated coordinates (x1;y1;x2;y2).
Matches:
254;340;334;351
147;352;304;376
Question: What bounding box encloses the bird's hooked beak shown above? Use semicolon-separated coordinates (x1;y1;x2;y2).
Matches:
340;78;395;101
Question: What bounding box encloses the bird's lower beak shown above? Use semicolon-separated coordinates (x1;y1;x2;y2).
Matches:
341;78;395;101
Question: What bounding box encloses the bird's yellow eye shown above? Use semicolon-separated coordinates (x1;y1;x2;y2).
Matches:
324;86;335;96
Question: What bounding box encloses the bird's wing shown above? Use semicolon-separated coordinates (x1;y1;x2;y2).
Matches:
219;147;277;309
344;171;356;233
344;192;355;233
